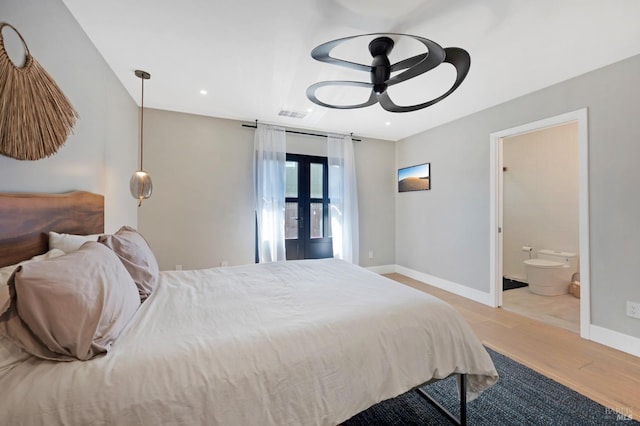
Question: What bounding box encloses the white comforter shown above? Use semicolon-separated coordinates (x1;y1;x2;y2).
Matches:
0;259;497;425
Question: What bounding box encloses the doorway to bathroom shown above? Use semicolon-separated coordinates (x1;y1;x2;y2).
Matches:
502;122;580;333
489;109;591;339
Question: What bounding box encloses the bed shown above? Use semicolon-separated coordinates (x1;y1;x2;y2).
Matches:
0;191;498;425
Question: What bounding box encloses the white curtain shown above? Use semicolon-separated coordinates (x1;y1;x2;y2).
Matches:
328;134;359;264
254;124;286;263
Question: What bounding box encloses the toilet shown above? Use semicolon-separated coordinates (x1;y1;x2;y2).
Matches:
524;249;578;296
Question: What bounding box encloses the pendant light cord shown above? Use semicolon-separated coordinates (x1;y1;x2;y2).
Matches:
140;75;145;171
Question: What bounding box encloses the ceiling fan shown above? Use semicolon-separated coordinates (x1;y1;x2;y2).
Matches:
306;33;470;113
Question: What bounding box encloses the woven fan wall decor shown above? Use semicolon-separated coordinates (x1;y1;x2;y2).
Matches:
0;23;78;160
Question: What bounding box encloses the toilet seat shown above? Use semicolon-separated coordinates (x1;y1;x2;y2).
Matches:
524;259;566;268
525;250;577;296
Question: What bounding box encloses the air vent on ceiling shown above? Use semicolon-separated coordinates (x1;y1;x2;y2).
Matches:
278;109;306;119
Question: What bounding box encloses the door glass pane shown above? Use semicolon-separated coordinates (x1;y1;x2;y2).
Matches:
285;161;298;198
310;163;323;199
285;202;298;239
310;203;323;239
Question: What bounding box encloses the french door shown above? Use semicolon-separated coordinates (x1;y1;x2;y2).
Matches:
284;154;333;260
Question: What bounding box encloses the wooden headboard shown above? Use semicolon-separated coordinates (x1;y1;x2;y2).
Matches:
0;191;104;267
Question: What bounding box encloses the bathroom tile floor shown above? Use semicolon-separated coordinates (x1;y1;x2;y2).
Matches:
502;287;580;333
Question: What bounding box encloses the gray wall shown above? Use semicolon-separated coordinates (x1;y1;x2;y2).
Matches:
396;54;640;338
138;111;255;270
1;0;138;232
138;109;396;270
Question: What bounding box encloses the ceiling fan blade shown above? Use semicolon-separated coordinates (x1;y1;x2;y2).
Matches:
378;47;471;112
443;47;471;88
306;81;378;109
386;36;446;86
311;36;372;72
389;53;427;72
377;91;408;113
378;91;437;113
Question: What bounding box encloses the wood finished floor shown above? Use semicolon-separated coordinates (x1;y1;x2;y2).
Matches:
384;273;640;418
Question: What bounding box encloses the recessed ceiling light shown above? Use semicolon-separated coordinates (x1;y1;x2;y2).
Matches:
307;108;313;113
199;89;207;95
385;121;391;126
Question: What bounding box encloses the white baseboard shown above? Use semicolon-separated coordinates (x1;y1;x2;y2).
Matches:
394;265;494;307
365;264;397;274
589;325;640;358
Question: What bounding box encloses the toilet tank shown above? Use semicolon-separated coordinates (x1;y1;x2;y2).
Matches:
538;249;578;271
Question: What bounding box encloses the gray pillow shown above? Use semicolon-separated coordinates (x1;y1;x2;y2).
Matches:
99;226;159;302
0;249;66;314
0;242;140;361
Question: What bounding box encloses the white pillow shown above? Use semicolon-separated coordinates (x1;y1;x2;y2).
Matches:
0;249;66;312
48;232;102;253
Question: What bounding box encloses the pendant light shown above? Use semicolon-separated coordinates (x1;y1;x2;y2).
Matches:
130;70;152;206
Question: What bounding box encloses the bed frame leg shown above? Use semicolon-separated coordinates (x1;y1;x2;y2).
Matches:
416;373;467;426
460;373;467;425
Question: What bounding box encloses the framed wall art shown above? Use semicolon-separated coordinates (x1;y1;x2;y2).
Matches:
398;163;430;192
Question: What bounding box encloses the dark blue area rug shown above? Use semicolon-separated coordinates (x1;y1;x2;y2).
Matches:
343;348;637;425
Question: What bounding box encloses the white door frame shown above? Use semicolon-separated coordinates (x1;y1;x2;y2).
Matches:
489;108;590;339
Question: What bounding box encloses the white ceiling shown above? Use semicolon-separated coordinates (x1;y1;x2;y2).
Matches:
62;0;640;141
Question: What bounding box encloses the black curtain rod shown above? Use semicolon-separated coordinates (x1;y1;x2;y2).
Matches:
242;122;362;142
